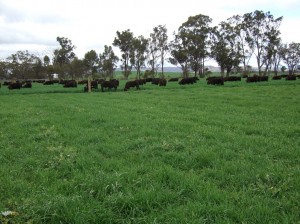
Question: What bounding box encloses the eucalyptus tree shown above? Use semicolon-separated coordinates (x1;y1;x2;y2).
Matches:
99;45;119;79
179;14;214;77
224;15;254;73
53;36;76;78
147;26;161;75
280;42;300;75
113;29;134;79
272;42;284;76
169;30;190;77
0;61;9;80
262;36;282;75
32;57;46;79
83;50;99;77
211;23;242;77
243;10;283;75
6;50;39;79
70;57;85;79
43;55;54;80
43;55;50;67
130;35;148;79
151;25;168;77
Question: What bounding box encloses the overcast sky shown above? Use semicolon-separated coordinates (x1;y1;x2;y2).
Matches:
1;0;300;66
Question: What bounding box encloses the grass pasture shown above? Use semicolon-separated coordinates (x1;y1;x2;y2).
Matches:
0;78;300;223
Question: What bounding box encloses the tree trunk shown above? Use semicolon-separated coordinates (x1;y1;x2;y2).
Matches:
88;76;91;93
220;66;225;77
226;67;231;77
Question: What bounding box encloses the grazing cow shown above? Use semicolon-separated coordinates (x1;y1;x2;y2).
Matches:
280;74;287;78
84;80;99;92
100;79;118;92
151;78;167;86
223;76;241;82
151;78;161;85
246;75;259;83
207;77;224;85
43;80;54;85
8;81;22;90
110;79;119;87
259;76;268;82
246;75;268;83
179;77;197;85
272;75;281;80
169;77;179;82
159;78;167;86
286;75;296;80
124;80;140;91
78;80;88;84
136;79;146;85
22;81;32;88
145;78;153;83
63;80;77;88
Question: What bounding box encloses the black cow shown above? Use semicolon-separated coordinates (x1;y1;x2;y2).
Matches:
145;78;153;83
63;80;77;88
207;77;224;85
259;76;268;82
272;75;282;80
223;76;241;82
8;82;22;90
124;80;140;91
22;81;32;88
179;77;197;85
151;78;167;86
246;75;268;83
151;78;161;85
78;80;88;84
136;79;146;85
84;80;99;92
100;79;118;92
43;80;54;85
159;78;167;86
286;75;296;80
246;75;259;83
168;77;179;82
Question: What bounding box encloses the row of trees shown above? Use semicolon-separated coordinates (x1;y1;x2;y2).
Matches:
1;10;300;81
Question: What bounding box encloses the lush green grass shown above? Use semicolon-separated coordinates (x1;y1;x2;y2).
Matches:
0;78;300;223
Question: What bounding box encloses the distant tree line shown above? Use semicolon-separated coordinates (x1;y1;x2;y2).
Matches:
1;10;300;81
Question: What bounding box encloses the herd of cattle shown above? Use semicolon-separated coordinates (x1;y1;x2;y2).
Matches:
1;74;299;92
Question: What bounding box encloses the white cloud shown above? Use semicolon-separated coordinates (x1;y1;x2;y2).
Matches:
0;0;299;63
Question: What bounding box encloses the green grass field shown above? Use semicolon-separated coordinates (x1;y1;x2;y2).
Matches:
1;78;300;223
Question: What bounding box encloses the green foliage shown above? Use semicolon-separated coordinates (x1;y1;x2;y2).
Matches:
280;42;300;75
243;10;283;75
212;20;243;76
152;25;168;76
0;80;300;223
99;45;119;79
53;37;76;78
113;29;134;79
6;50;42;79
170;14;213;77
130;36;148;79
